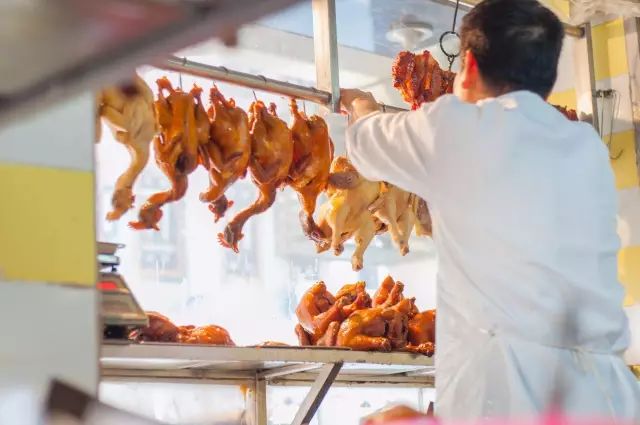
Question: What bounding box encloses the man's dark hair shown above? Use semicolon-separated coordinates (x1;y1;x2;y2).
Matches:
459;0;564;98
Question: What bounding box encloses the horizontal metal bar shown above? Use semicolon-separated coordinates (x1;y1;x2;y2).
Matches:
438;0;585;38
163;56;331;104
161;57;409;113
257;363;322;380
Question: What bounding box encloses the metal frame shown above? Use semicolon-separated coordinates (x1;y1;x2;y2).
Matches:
101;343;435;425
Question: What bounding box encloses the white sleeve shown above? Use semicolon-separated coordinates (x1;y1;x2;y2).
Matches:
345;95;464;199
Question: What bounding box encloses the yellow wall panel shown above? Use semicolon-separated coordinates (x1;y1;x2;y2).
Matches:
591;19;628;81
543;0;570;20
548;89;577;110
608;130;640;190
619;246;640;303
0;164;95;285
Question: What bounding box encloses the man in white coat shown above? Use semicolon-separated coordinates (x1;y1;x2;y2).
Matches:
340;0;640;421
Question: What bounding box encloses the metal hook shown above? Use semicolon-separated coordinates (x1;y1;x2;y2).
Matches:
303;100;307;115
381;103;387;113
439;0;462;71
252;90;258;101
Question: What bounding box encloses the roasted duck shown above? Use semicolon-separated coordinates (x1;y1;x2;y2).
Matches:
99;74;157;221
219;101;293;252
288;99;334;241
199;86;251;221
392;50;456;110
129;78;208;230
315;156;382;271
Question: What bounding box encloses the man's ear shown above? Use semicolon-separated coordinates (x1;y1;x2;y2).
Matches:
462;50;479;90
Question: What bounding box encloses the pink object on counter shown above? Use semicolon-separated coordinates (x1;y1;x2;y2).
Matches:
362;415;635;425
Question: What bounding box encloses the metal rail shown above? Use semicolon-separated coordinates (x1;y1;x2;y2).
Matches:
161;56;408;113
438;0;585;38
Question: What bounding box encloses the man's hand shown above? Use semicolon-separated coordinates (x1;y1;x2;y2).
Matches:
340;89;382;124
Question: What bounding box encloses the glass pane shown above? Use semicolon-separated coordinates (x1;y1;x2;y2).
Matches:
99;381;245;424
336;0;466;108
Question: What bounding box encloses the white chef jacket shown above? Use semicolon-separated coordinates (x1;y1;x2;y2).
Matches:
345;91;640;421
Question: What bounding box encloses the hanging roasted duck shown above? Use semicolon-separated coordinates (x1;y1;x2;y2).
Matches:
129;78;209;230
199;85;251;221
98;74;157;221
288;99;334;242
218;101;293;252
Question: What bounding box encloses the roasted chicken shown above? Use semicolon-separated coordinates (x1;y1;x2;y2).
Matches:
219;102;293;252
408;309;436;346
199;86;251;221
335;281;372;317
392;50;456;110
295;281;346;346
362;405;428;425
99;74;157;221
372;275;404;307
130;311;180;342
554;105;579;121
385;298;416;350
315;156;382;271
130;78;208;230
288;99;334;241
180;325;235;346
336;306;394;352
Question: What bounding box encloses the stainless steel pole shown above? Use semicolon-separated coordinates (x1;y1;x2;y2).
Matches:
161;56;408;113
312;0;341;112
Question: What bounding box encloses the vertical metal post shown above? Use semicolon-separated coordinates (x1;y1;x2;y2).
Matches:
247;379;268;425
585;22;601;133
623;17;640;181
312;0;341;112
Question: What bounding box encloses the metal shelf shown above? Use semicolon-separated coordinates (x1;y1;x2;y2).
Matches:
101;342;434;384
101;342;434;425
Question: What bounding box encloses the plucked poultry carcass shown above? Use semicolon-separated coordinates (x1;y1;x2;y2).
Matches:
413;197;433;237
180;324;235;346
129;78;209;230
98;74;157;221
315;156;383;271
288;99;334;241
199;85;251;221
392;50;456;110
219;101;293;252
369;183;419;256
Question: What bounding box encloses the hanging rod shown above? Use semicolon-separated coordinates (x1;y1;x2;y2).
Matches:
162;56;407;113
